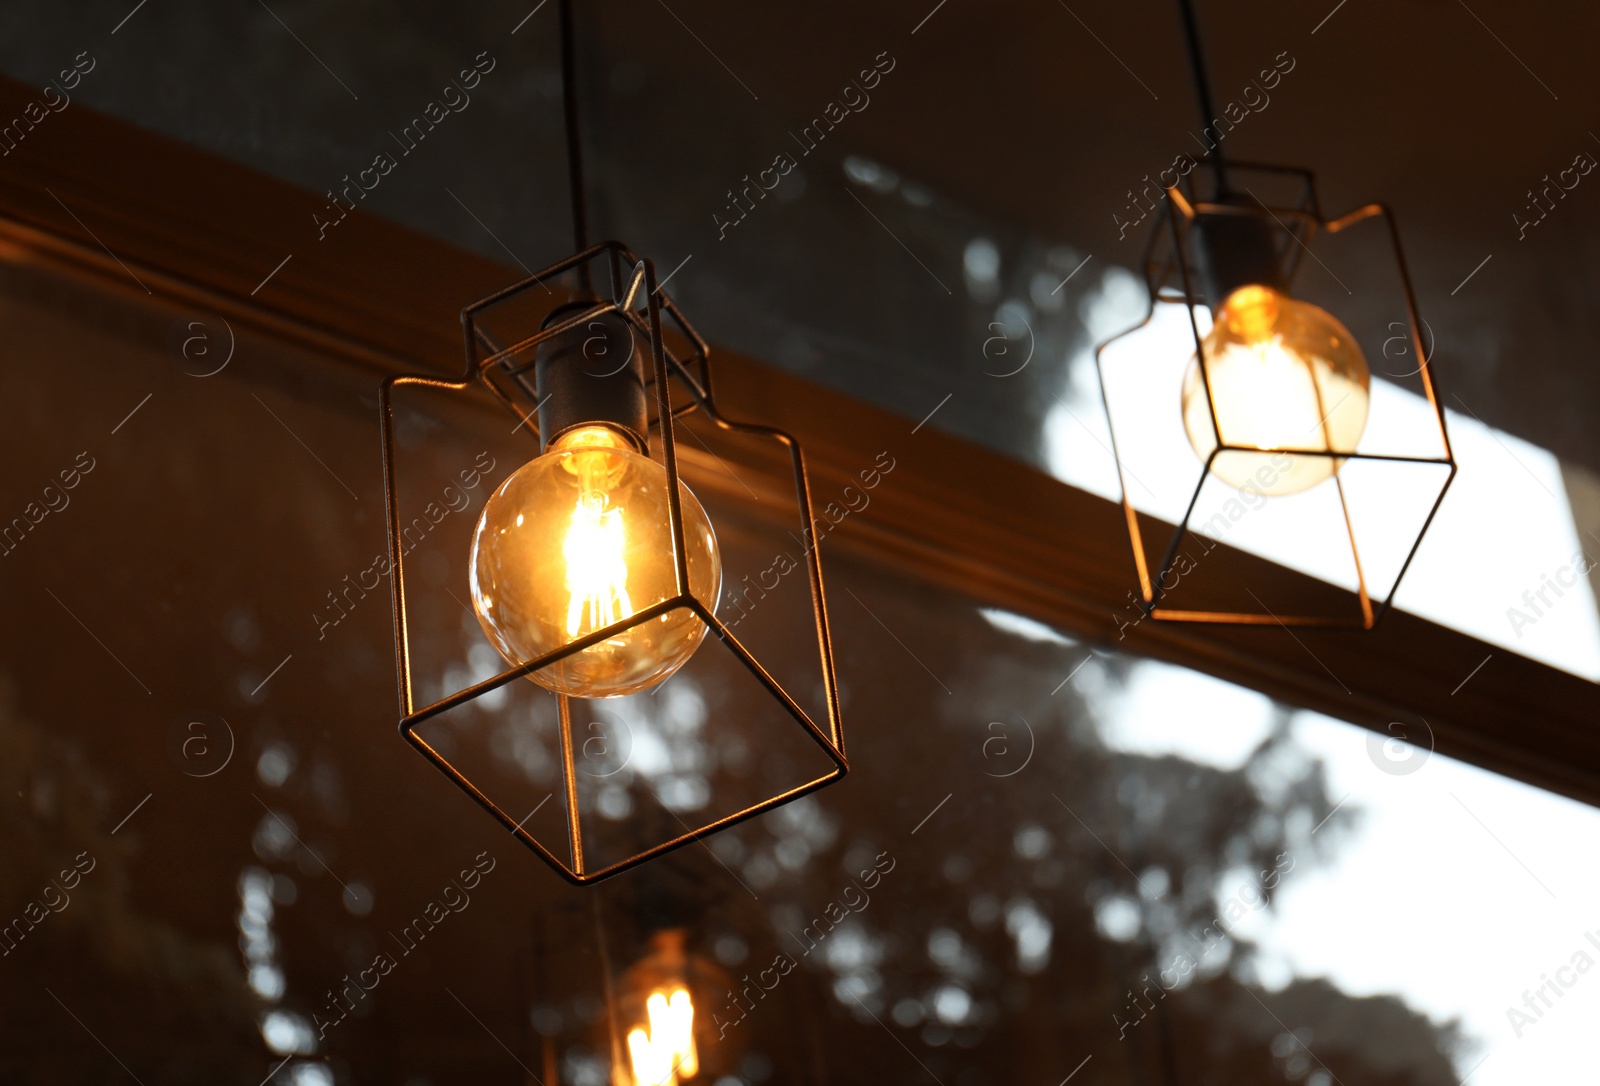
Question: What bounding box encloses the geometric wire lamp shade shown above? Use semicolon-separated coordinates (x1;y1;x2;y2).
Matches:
1094;162;1458;628
379;241;847;884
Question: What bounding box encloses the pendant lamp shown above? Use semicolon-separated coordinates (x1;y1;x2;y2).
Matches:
1092;0;1456;628
378;0;845;883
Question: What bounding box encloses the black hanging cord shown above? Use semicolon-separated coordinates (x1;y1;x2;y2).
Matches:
558;0;593;290
1174;0;1229;198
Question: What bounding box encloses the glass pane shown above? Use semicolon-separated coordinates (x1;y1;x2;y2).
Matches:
0;253;1592;1085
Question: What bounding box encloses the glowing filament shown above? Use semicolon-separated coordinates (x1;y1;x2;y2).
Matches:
627;987;697;1086
563;489;632;638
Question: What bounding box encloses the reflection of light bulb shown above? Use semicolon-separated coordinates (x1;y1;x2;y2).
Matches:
469;425;721;698
1181;284;1370;496
627;987;698;1086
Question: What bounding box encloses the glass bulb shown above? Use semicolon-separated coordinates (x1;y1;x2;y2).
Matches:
1181;284;1370;496
469;425;721;698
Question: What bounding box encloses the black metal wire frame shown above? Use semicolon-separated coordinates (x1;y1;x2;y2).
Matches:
1092;163;1458;628
379;240;846;884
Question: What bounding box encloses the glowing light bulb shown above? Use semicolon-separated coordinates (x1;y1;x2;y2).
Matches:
469;425;721;698
1181;284;1370;495
627;986;698;1086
